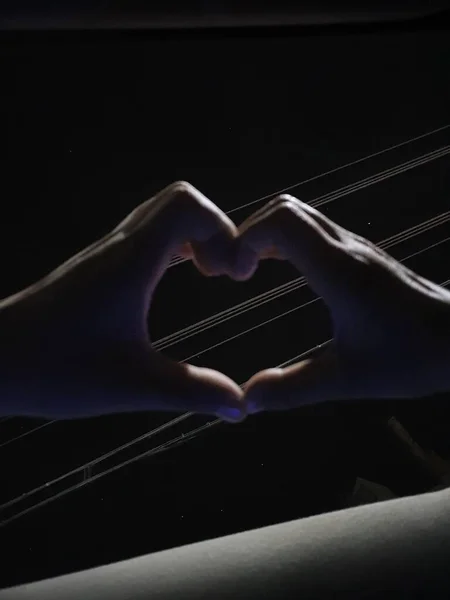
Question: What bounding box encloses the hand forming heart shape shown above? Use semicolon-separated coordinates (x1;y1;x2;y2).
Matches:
1;181;450;422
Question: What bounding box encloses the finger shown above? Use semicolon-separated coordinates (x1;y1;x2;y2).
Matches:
259;245;285;260
117;181;240;284
243;347;344;413
234;195;360;303
45;183;240;342
110;349;246;422
176;242;194;259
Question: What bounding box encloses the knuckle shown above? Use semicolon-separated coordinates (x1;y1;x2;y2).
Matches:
165;181;201;215
269;196;300;226
115;182;201;241
167;180;196;196
273;193;299;204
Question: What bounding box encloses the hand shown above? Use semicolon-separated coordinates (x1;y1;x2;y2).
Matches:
233;195;450;413
0;182;246;422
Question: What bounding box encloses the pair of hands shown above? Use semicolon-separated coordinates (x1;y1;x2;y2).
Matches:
1;181;450;422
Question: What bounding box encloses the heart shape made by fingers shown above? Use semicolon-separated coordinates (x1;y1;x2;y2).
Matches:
3;182;449;423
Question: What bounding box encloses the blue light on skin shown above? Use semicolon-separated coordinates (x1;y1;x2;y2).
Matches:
218;406;246;423
246;400;263;415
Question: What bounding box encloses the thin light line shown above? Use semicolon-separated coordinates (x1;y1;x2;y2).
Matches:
312;147;450;210
0;413;193;513
1;128;450;508
2;213;450;450
3;230;450;514
155;211;450;350
0;418;220;528
0;421;53;450
169;143;450;268
226;123;450;214
178;229;450;363
152;278;301;349
309;146;449;207
181;298;320;363
2;274;450;528
400;236;450;263
5;147;449;448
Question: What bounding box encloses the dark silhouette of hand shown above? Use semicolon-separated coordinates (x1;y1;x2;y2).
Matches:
233;195;450;413
0;182;245;422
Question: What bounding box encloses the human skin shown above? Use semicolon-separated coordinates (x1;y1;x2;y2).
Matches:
0;182;247;421
0;185;450;421
233;195;450;412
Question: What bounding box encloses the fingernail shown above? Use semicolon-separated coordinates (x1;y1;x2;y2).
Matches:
217;406;245;423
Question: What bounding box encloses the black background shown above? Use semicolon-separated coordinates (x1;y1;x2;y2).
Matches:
1;12;450;588
0;2;448;30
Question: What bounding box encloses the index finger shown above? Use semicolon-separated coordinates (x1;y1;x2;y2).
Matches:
111;181;240;288
234;195;355;303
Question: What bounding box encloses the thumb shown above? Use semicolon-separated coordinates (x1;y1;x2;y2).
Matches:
112;349;246;422
244;347;343;413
